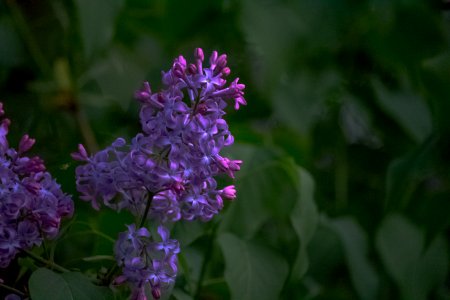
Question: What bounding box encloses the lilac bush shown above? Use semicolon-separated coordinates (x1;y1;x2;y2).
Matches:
0;103;74;268
72;48;246;299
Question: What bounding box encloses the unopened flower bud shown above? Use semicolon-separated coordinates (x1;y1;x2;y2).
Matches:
19;134;35;154
195;48;204;61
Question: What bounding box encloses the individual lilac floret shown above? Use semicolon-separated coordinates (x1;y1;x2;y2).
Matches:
114;225;179;300
0;103;73;268
73;48;246;223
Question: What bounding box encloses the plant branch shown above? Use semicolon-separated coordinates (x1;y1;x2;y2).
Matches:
0;283;26;297
194;222;218;299
23;250;69;273
139;191;154;228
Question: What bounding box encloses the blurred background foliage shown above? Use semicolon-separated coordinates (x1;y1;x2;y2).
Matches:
1;0;450;299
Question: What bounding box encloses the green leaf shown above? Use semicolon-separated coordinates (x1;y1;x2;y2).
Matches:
78;47;146;110
274;72;340;134
290;167;318;281
385;136;435;210
218;233;289;300
29;268;113;300
330;217;379;300
172;288;193;300
75;0;124;59
0;16;25;67
376;214;448;300
373;79;432;143
219;146;298;238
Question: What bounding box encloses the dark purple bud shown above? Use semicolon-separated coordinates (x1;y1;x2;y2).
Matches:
222;67;231;76
71;144;89;161
220;185;237;200
135;82;152;103
0;102;4;116
216;54;227;70
209;51;218;66
172;63;185;78
176;55;187;68
187;63;197;75
0;118;11;150
19;134;35;153
152;286;161;299
195;48;204;61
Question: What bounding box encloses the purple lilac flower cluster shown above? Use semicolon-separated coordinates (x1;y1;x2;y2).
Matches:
114;225;179;300
72;48;245;299
0;103;73;268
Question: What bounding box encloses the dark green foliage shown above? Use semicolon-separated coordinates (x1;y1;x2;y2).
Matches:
0;0;449;299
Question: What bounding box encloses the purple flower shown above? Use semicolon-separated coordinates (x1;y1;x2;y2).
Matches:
73;49;246;298
0;103;73;268
114;225;179;299
74;49;245;222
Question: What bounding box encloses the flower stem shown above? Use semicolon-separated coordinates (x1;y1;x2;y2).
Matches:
0;283;26;297
24;250;69;273
139;191;154;228
6;0;51;75
194;222;218;298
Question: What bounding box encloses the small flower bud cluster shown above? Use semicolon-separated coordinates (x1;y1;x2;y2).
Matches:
73;49;246;299
0;103;74;268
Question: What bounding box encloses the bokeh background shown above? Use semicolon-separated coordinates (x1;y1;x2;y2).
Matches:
1;0;450;299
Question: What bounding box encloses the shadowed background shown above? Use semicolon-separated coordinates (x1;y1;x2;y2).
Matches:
1;0;449;299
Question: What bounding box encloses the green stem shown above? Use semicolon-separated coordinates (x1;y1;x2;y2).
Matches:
0;283;26;297
178;253;194;293
74;97;99;153
24;250;69;273
6;0;51;75
139;191;153;228
106;264;118;281
194;222;218;299
335;139;348;211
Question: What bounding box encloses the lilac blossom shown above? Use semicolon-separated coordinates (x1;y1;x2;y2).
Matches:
114;224;179;300
0;103;74;268
73;49;246;299
73;48;245;222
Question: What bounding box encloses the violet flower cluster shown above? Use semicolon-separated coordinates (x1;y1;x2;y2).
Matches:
114;225;179;300
0;103;74;268
72;48;246;299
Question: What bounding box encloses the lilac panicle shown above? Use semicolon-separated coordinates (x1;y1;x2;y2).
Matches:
73;48;246;298
114;224;179;300
73;48;245;222
0;103;73;268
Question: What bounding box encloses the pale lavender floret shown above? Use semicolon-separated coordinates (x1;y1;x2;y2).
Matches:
0;103;73;268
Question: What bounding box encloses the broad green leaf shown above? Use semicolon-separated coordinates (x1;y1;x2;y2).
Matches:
219;146;298;238
172;288;193;300
376;215;424;288
0;16;24;67
29;268;112;300
241;0;303;88
274;72;340;134
376;214;448;300
78;47;146;110
373;79;432;143
75;0;124;59
290;167;318;281
172;220;206;247
331;217;379;300
218;233;289;300
385;136;435;210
